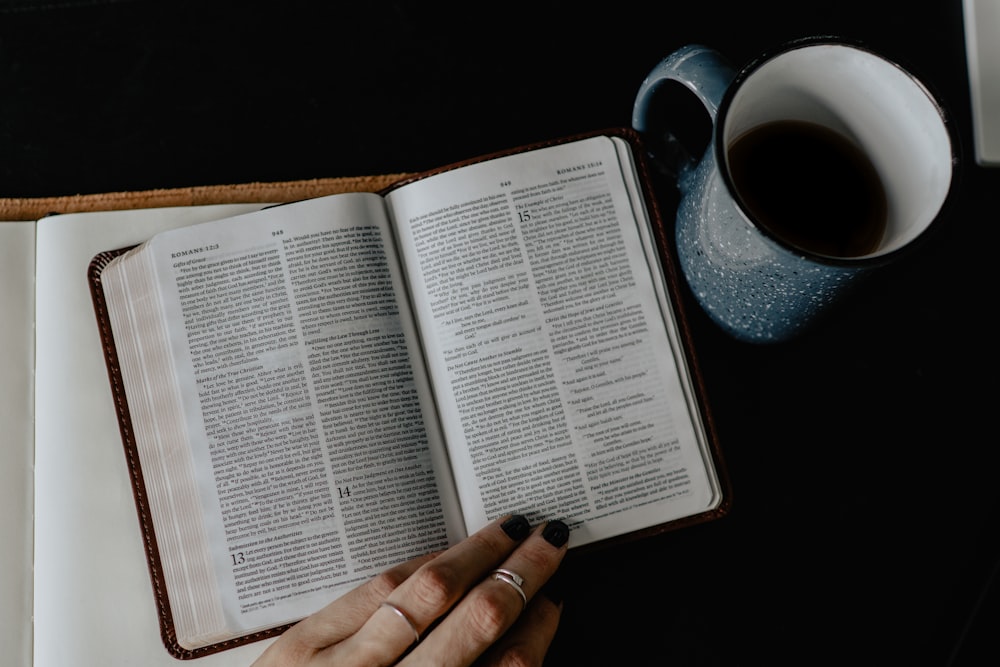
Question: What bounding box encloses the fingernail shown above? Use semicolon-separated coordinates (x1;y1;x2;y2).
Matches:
542;520;570;547
501;514;530;541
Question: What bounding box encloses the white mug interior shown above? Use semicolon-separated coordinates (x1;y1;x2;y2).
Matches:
722;42;953;258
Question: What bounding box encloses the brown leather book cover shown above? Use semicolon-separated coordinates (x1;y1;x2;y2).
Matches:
85;128;732;659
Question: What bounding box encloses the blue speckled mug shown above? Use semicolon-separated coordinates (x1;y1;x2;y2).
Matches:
632;38;956;343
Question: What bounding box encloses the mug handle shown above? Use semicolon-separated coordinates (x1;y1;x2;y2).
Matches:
631;45;736;182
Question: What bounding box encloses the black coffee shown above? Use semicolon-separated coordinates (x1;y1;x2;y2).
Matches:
727;120;888;257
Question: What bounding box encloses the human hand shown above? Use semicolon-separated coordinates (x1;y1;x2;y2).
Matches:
251;514;570;667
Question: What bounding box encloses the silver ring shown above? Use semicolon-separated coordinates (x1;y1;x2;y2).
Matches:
380;601;420;645
491;569;527;607
492;568;524;587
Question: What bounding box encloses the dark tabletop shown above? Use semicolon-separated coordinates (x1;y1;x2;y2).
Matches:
3;1;996;665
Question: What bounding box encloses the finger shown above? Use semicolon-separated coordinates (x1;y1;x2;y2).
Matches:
475;590;563;667
297;551;436;646
403;519;569;667
325;514;532;665
252;552;435;666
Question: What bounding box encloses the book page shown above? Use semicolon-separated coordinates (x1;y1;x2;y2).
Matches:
388;135;720;547
111;193;464;643
0;221;36;667
33;204;277;667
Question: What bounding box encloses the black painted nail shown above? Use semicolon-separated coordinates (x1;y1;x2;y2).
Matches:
501;514;530;541
542;520;570;548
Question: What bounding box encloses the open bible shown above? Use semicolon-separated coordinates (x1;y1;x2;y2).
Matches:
88;128;730;659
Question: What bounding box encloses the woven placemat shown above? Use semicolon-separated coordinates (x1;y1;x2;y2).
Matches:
0;173;410;221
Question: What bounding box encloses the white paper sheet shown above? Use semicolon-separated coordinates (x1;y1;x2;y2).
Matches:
964;0;1000;165
31;204;280;667
1;221;38;667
